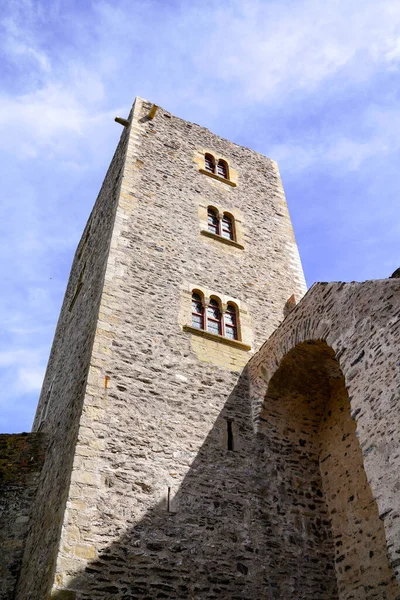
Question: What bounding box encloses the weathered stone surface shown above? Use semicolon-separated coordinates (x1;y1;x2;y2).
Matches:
7;98;400;599
0;433;46;599
249;279;400;597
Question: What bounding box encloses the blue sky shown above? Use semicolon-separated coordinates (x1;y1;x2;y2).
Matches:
1;0;400;432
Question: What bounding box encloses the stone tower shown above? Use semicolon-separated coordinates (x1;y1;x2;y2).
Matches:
5;97;400;599
14;97;306;598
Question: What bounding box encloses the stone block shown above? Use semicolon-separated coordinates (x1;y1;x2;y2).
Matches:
73;544;97;560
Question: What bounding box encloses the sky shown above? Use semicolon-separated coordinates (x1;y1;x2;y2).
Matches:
1;0;400;433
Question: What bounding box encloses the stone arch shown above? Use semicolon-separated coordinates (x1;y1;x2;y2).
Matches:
256;338;399;597
247;281;400;593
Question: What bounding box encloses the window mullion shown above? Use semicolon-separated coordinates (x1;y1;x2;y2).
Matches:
221;308;226;337
217;211;223;237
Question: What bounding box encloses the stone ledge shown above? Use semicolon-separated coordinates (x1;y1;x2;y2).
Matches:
200;230;244;249
199;169;237;187
183;325;251;351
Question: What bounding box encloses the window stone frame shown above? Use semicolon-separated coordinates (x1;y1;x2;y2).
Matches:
198;202;245;249
195;149;238;187
179;284;253;354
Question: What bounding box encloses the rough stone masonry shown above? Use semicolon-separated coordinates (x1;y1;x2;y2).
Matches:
1;97;399;599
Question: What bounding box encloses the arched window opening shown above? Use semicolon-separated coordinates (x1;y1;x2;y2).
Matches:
217;159;228;179
191;292;204;330
207;207;220;235
204;153;216;173
207;298;222;335
224;304;238;340
187;291;245;344
221;214;234;240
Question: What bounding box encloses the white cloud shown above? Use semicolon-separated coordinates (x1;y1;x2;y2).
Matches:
0;83;115;159
0;348;45;398
265;100;400;174
271;135;384;174
159;0;400;103
2;0;400;164
1;0;400;435
1;3;51;73
17;366;45;393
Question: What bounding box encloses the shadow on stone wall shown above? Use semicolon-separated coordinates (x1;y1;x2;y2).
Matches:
49;344;399;600
0;433;47;600
51;368;281;599
259;340;400;599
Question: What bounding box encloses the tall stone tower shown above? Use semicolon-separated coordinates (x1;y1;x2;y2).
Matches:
16;97;307;598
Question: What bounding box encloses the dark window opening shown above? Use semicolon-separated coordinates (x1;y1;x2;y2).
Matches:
227;420;234;451
205;153;215;173
221;214;234;240
202;154;231;182
224;304;238;340
192;292;204;329
207;298;222;335
217;160;228;179
207;207;220;235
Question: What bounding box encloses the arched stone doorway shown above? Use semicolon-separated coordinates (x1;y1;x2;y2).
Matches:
259;340;399;599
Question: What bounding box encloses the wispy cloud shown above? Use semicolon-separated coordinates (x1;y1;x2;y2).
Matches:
1;0;400;432
0;84;115;160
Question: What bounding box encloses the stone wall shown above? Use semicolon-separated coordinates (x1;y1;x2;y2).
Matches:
256;342;338;596
320;358;398;597
0;433;46;599
249;279;400;597
47;97;307;598
15;109;131;599
48;278;400;599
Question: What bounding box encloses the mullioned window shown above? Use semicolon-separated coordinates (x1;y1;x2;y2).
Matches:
191;291;239;341
207;207;235;241
198;151;237;187
200;204;243;249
